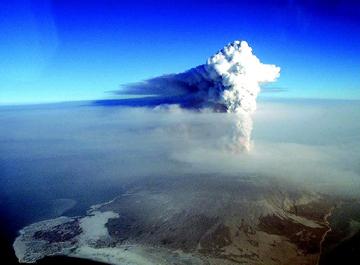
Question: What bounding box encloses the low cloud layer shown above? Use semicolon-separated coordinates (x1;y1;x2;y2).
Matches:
1;100;360;199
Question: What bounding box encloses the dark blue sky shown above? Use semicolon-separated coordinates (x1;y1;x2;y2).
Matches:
1;0;360;104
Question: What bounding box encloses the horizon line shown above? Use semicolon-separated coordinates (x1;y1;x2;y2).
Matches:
1;96;360;108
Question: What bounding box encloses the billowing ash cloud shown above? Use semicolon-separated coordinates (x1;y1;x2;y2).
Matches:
118;41;280;151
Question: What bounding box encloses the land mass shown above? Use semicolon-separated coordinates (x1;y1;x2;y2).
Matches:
12;175;359;265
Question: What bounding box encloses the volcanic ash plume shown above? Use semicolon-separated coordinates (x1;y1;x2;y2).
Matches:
205;41;280;151
118;41;280;151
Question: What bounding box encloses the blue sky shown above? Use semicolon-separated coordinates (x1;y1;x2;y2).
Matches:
1;0;360;104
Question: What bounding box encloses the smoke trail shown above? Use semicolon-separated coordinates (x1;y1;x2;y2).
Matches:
115;41;280;151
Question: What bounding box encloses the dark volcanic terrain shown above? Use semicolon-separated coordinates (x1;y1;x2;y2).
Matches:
13;175;344;265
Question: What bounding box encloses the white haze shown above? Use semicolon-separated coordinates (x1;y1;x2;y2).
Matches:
1;99;360;200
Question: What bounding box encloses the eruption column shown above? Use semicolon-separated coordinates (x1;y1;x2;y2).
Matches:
205;41;280;151
118;40;280;151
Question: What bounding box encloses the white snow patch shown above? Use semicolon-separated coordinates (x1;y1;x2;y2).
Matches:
79;211;119;244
